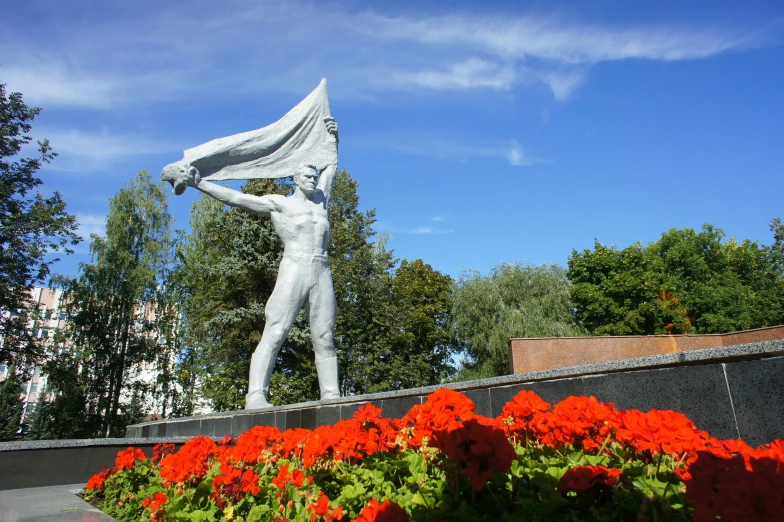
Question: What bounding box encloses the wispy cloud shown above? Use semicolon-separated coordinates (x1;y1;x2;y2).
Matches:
362;134;541;167
408;227;455;235
33;128;181;172
75;212;106;238
1;2;774;109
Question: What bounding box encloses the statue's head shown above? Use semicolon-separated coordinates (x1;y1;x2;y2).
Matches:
293;164;319;197
161;162;198;195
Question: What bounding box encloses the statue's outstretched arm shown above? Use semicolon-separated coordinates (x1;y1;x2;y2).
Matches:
161;162;282;215
195;178;283;216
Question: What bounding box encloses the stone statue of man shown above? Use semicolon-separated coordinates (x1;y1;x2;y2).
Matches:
160;80;340;409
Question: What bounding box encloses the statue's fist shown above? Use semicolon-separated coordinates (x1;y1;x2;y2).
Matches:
324;117;338;140
161;162;200;195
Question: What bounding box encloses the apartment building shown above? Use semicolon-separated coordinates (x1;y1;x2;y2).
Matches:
0;286;176;422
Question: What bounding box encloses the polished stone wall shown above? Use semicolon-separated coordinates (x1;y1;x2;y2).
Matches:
126;340;784;448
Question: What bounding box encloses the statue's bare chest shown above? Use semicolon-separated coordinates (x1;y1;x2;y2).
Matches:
272;200;330;245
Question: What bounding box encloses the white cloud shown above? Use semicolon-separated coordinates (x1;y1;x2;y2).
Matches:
3;63;121;109
32;128;181;172
75;212;106;240
408;226;454;235
507;141;536;167
0;2;771;109
395;59;515;91
411;227;433;235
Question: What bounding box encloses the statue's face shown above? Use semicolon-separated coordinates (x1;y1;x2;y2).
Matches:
294;167;318;196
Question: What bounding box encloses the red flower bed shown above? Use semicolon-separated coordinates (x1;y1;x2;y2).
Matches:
85;389;784;521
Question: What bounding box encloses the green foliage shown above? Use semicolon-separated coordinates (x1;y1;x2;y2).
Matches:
0;371;25;440
0;83;80;369
568;224;784;335
49;170;177;437
451;262;583;379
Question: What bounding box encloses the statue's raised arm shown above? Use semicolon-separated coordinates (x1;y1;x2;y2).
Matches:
161;78;337;193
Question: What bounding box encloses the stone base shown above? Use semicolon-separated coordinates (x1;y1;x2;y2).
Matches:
126;339;784;447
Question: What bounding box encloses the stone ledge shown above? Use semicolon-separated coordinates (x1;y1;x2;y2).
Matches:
509;325;784;373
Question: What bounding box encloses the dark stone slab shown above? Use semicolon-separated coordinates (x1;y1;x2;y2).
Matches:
232;414;255;436
462;388;492;418
157;423;167;437
285;410;301;430
315;405;341;427
274;411;287;431
380;395;421;419
489;378;587;417
214;417;233;438
300;408;316;429
725;356;784;447
582;364;738;439
168;420;200;437
200;418;216;437
252;411;276;428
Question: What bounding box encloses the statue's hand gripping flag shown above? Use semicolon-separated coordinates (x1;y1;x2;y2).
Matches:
162;78;336;194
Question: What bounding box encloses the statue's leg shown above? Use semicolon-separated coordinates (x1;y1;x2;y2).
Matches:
246;258;306;409
307;260;339;400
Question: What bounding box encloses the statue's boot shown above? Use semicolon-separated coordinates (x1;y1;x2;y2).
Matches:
315;356;340;400
245;345;278;410
245;389;273;410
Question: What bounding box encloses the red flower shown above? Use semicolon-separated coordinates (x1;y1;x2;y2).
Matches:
557;465;623;494
281;428;313;459
400;389;475;448
240;469;261;495
307;494;343;521
497;390;550;441
227;425;282;465
311;494;331;516
272;464;292;490
142;491;168;512
86;466;115;490
152;442;176;462
353;499;409;522
291;468;306;488
541;396;620;451
159;436;219;486
616;408;706;455
685;451;784;522
431;418;516;491
115;447;146;470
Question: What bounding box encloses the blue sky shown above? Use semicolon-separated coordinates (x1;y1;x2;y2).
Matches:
2;0;783;281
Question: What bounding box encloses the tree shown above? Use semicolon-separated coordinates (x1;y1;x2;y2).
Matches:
568;224;784;335
0;371;25;440
50;170;175;437
451;262;583;379
0;83;80;369
365;259;454;392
